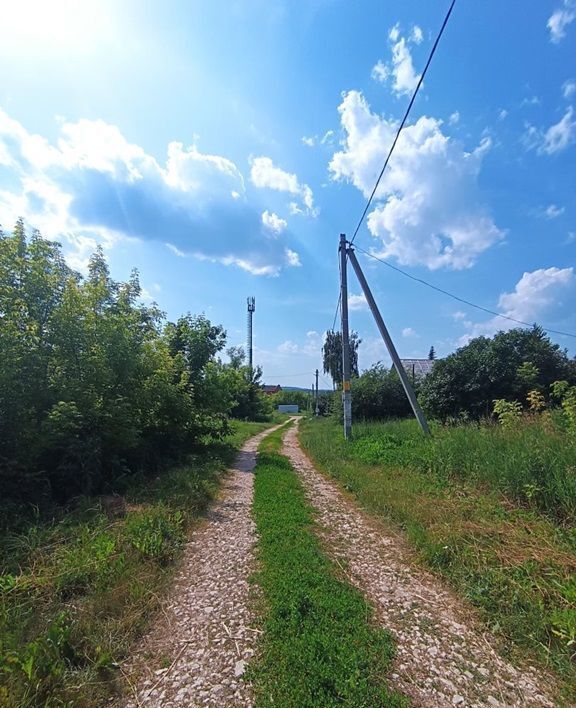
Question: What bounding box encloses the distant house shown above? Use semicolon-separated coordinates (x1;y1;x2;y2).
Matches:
392;358;436;380
262;384;282;396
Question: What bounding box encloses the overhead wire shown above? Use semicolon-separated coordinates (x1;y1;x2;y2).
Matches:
343;0;576;342
331;292;341;332
349;0;457;246
354;244;576;339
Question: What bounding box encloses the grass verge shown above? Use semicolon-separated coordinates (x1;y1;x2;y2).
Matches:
300;417;576;702
0;419;273;707
249;424;406;707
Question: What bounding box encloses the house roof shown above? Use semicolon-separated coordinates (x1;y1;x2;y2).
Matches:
395;358;436;376
262;384;282;393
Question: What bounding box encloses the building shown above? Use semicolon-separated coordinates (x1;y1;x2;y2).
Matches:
262;384;282;395
392;358;436;380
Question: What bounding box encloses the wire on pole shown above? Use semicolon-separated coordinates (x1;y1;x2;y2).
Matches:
354;244;576;340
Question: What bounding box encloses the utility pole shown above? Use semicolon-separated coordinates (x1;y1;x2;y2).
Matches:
339;234;352;439
247;297;255;373
346;245;430;436
315;368;319;416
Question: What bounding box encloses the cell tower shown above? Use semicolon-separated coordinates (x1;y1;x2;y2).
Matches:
247;297;255;371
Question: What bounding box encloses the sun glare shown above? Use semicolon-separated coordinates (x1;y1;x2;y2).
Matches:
0;0;114;54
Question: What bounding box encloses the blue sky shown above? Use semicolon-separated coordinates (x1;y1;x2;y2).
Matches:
0;0;575;387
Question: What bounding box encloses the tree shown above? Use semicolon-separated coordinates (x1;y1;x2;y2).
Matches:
419;326;575;421
322;330;361;388
0;221;264;509
428;346;436;360
352;364;413;420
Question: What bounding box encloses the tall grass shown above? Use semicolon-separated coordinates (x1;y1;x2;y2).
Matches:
349;415;576;521
300;417;576;701
0;419;271;707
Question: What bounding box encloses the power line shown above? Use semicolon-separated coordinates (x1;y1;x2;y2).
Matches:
265;372;317;379
350;0;457;246
354;244;576;340
331;292;341;332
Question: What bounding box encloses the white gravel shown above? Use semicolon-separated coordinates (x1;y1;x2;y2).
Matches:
282;420;559;708
119;423;286;707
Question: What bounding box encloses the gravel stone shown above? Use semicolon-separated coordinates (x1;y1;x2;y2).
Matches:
282;420;558;708
118;423;286;707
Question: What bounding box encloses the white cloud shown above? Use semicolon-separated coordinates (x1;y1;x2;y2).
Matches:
166;243;186;257
371;25;422;96
521;95;540;107
371;61;390;83
261;209;287;233
548;0;576;42
277;340;300;354
460;267;575;343
525;106;576;155
448;111;460;125
498;109;508;121
544;204;565;219
276;330;323;358
563;79;576;99
0;108;302;276
250;156;317;215
301;130;334;148
285;248;301;267
348;293;368;310
498;267;573;320
452;311;467;321
329;91;504;270
411;25;424;44
402;327;417;337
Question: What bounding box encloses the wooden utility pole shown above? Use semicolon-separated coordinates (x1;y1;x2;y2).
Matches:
339;234;352;439
315;368;319;416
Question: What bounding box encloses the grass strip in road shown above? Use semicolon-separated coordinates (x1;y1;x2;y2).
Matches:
250;426;406;707
299;417;576;703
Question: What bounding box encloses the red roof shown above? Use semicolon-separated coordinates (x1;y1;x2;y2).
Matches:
262;384;282;394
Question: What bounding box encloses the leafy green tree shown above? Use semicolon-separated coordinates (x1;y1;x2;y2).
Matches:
271;389;312;410
322;330;361;388
419;326;575;421
0;221;254;507
351;364;413;420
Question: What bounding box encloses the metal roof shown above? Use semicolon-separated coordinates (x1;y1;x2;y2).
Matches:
397;358;436;377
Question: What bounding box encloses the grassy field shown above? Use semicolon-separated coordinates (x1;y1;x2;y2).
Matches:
249;425;406;707
299;417;576;701
0;419;273;708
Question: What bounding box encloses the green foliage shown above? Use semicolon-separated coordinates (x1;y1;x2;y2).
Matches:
124;506;184;562
0;222;271;512
300;418;576;698
0;613;79;707
0;420;273;706
251;438;405;707
350;363;413;421
420;326;575;421
492;399;522;428
322;330;361;388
